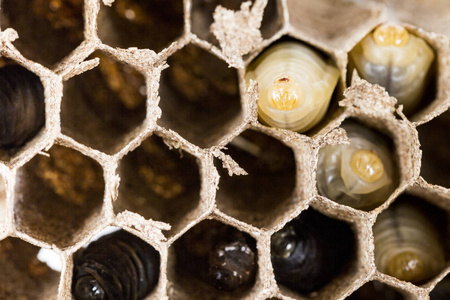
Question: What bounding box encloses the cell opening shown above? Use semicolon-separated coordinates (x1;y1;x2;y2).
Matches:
97;0;184;52
373;194;448;285
61;51;147;154
14;145;105;248
159;44;242;148
115;135;201;237
0;238;60;299
171;220;258;299
72;228;160;300
346;281;406;300
260;0;283;40
430;274;450;300
216;130;296;228
271;208;356;296
417;110;450;188
0;0;84;68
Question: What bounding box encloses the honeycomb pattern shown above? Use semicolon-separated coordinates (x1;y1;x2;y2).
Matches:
0;0;447;299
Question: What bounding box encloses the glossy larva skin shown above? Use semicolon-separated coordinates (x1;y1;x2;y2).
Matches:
350;27;434;115
72;230;160;300
0;65;45;148
246;41;339;132
373;202;445;284
317;122;396;210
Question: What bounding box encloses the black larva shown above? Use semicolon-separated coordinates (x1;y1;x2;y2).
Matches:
271;209;355;294
0;64;45;148
72;230;160;300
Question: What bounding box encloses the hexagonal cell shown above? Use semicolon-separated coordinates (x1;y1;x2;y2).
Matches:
71;228;160;300
216;130;296;228
430;274;450;299
347;281;406;300
373;194;448;285
271;208;356;296
317;119;399;211
14;145;105;248
348;24;437;117
115;135;201;237
61;51;147;154
417;110;450;188
159;44;242;148
0;62;46;161
0;238;60;299
245;38;342;135
97;0;184;52
0;0;84;68
170;220;258;299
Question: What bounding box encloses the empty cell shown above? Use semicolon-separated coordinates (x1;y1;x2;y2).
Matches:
216;130;296;228
72;229;160;300
317;119;399;211
98;0;184;52
115;135;201;237
61;51;147;154
159;44;242;148
373;195;448;284
417;110;450;188
430;274;450;300
346;281;405;300
0;0;84;68
0;238;60;300
14;145;105;248
259;0;283;40
171;220;257;299
271;208;356;295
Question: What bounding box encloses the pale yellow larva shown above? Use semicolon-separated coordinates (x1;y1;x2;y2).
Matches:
317;122;396;210
246;41;339;132
350;24;435;115
373;201;445;284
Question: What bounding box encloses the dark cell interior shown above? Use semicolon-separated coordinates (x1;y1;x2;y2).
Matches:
346;281;405;300
98;0;184;52
0;238;60;300
0;0;84;68
61;51;147;154
14;145;105;249
158;44;242;148
430;275;450;300
271;208;356;296
260;0;283;39
172;220;257;299
417;110;450;188
216;130;296;228
115;135;201;237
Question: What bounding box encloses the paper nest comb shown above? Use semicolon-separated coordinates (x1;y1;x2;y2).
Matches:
0;0;449;299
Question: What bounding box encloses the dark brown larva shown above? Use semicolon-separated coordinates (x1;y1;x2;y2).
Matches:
271;209;355;294
0;64;45;148
176;221;257;292
72;230;160;300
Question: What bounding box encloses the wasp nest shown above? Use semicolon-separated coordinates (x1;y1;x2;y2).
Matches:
0;0;449;299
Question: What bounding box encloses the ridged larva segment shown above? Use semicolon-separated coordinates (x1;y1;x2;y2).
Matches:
246;41;339;132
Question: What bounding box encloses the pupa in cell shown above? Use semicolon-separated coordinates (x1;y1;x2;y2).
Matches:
246;41;339;132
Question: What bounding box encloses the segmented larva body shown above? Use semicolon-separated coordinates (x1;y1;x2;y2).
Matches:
246;41;339;132
373;202;445;284
350;24;434;115
72;230;160;300
317;122;396;210
0;65;45;148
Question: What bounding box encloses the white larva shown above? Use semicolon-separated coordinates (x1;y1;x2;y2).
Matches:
373;201;445;283
350;24;435;115
246;41;339;132
317;122;396;210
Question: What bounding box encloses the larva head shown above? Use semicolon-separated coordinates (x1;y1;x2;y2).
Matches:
388;251;424;283
350;150;385;183
73;276;106;300
373;24;410;47
271;226;297;259
267;76;302;110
